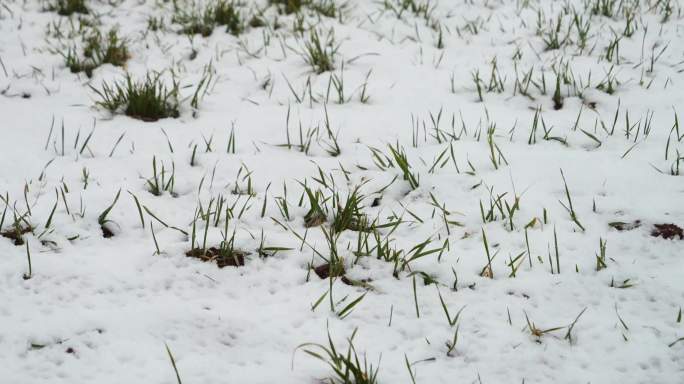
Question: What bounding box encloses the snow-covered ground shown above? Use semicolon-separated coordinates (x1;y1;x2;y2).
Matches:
1;0;683;383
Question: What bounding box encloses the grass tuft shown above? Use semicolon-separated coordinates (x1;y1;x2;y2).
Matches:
388;143;419;190
63;29;129;77
302;29;338;74
91;73;180;121
294;328;380;384
50;0;88;16
174;0;244;37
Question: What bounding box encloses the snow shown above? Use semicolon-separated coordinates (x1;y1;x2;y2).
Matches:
1;0;683;383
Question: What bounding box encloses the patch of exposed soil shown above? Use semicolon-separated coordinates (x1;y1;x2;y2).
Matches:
314;263;345;280
313;263;372;287
608;220;641;231
304;212;327;228
186;247;249;268
1;225;32;245
101;224;114;238
651;223;683;240
315;263;351;285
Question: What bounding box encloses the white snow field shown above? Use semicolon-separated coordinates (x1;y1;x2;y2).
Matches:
1;0;683;383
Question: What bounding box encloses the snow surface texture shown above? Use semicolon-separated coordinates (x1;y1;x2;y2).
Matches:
1;0;683;383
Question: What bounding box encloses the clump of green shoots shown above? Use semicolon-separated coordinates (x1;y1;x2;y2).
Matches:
49;0;88;16
332;186;367;233
63;28;129;78
270;0;305;14
572;13;591;51
382;0;434;20
187;200;249;268
302;29;339;74
1;204;33;246
174;6;214;37
270;0;345;17
596;66;619;95
479;187;521;231
91;73;180;121
147;16;165;32
542;15;566;51
84;29;129;66
470;59;505;101
214;0;244;35
320;226;345;277
302;184;328;228
294;328;380;384
146;156;176;197
310;0;346;18
590;0;617;17
173;0;244;37
399;237;442;274
231;164;256;196
388;143;419;190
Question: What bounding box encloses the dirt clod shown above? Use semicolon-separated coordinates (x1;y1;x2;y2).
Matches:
304;212;326;228
186;247;248;268
651;223;683;240
608;220;641;231
314;263;355;285
1;226;33;246
101;225;114;238
314;263;345;279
